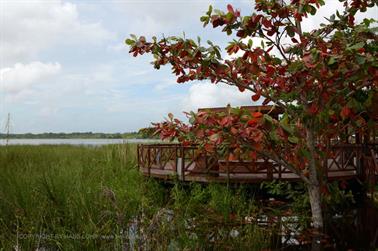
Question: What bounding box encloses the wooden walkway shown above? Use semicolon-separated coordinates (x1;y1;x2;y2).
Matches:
137;143;378;184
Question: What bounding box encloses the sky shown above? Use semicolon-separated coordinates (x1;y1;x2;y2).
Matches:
0;0;377;133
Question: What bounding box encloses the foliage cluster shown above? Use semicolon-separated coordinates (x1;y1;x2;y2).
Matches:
126;0;377;228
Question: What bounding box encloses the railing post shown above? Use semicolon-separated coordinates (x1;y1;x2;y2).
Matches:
226;158;230;186
181;146;185;181
147;147;151;177
205;154;208;174
267;160;273;180
174;145;178;175
323;158;328;179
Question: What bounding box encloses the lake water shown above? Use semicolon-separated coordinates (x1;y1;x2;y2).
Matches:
0;138;160;146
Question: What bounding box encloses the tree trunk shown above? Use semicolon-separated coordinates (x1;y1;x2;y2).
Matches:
308;183;323;229
306;128;324;230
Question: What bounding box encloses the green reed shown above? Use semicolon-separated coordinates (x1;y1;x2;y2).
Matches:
0;144;273;250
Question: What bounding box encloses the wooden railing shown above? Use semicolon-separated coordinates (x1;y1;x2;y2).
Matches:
137;143;377;183
137;144;218;181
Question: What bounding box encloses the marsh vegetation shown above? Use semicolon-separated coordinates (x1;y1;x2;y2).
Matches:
0;145;376;250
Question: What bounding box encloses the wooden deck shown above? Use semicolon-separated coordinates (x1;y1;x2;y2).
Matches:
137;143;378;184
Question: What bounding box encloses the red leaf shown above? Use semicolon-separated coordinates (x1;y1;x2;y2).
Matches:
196;129;205;138
247;118;258;127
252;112;263;118
236;30;245;38
228;153;237;161
249;151;257;160
254;131;263;142
227;4;234;14
231;127;238;135
308;103;318;114
348;15;355;26
252;93;260;102
182;140;191;146
252;14;263;24
220;116;232;127
238;86;245;92
293;11;302;21
204;143;214;153
267;29;276;36
266;65;275;75
303;54;316;68
340;106;351;119
262;18;272;28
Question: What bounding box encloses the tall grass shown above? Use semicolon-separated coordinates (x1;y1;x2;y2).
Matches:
0;144;273;250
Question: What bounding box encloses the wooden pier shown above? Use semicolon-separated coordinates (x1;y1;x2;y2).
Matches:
138;105;377;184
137;143;378;184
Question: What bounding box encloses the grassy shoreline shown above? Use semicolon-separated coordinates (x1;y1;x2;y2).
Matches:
0;144;273;250
1;144;376;250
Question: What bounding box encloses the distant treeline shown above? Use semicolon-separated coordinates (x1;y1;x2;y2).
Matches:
0;132;150;139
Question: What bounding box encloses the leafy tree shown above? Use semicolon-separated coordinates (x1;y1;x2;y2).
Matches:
126;0;378;229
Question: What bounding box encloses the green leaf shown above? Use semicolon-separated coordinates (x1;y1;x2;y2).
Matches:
189;115;196;125
125;39;135;45
308;5;317;15
328;56;336;65
269;131;279;142
288;136;299;144
288;61;304;73
347;42;365;50
225;12;234;22
206;5;213;16
281;123;293;135
263;114;273;124
286;26;295;37
299;148;311;159
200;16;209;22
260;40;265;49
214;46;222;59
280;113;289;125
356;55;366;65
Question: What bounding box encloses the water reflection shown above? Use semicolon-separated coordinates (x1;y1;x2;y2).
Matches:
324;199;378;250
127;199;378;250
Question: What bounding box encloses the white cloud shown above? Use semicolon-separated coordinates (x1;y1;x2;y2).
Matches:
1;0;114;65
114;0;214;36
182;82;253;111
0;61;61;95
301;1;378;33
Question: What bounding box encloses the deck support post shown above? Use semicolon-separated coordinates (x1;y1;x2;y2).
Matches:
147;147;151;177
174;146;178;176
267;161;273;180
226;158;230;186
181;146;185;182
